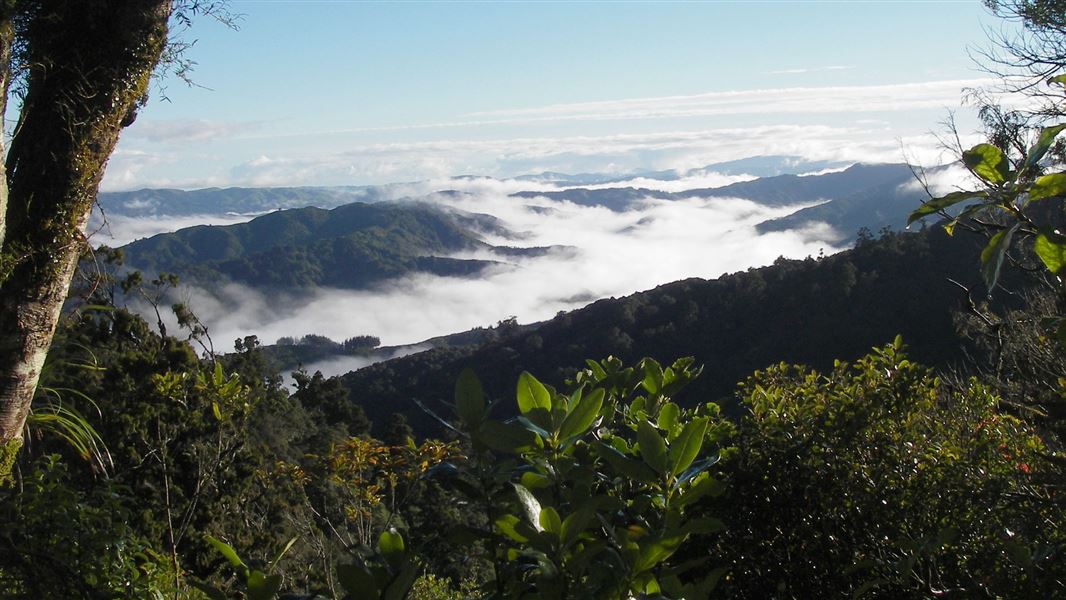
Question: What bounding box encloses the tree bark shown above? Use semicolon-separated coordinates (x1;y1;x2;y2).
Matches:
0;1;173;481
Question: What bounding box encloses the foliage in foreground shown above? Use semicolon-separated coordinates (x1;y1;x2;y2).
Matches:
710;338;1062;598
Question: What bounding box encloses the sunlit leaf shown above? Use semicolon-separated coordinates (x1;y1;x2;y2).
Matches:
668;417;708;476
378;529;405;568
1024;124;1066;168
205;535;245;570
637;419;669;475
657;401;680;433
1029;172;1066;201
513;483;544;531
1034;229;1066;274
539;506;562;536
559;387;604;442
907;190;988;225
963;143;1009;184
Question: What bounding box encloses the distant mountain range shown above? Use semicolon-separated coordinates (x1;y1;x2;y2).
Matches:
118;201;562;290
97;155;856;219
512;163;923;241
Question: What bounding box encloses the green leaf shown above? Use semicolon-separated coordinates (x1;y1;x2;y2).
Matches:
1030;172;1066;201
963;143;1009;184
476;420;542;453
559;387;604;441
205;535;245;570
560;508;595;548
907;190;988;224
641;358;664;395
634;535;684;573
596;442;659;483
1035;229;1066;274
495;514;533;543
657;402;680;432
336;563;379;598
211;401;223;422
378;529;405;568
1050;74;1066;87
454;368;485;428
520;471;552;489
539;506;562;536
247;571;282;600
513;483;544;531
668;417;708;476
637;419;669;475
1024;124;1066;168
383;561;421;600
676;474;727;508
980;223;1020;292
516;371;552;429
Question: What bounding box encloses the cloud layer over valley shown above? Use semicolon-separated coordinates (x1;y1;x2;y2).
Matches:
128;180;843;350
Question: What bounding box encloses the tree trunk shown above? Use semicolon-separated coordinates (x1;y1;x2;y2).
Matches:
0;1;173;481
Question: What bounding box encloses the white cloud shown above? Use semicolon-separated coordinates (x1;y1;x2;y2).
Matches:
767;65;855;75
147;188;843;350
125;118;263;144
86;211;265;246
464;79;994;122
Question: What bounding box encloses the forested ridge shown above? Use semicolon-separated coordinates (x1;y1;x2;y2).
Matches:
118;201;550;291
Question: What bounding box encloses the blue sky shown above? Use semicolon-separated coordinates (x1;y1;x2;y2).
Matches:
104;0;1013;190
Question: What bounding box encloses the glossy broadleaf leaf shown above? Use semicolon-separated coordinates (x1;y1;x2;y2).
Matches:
247;571;283;600
378;529;406;568
963;143;1009;184
539;506;562;536
454;368;485;428
517;371;551;415
1029;172;1066;201
1035;229;1066;274
596;442;659;483
657;401;680;432
560;508;595;548
476;420;542;453
1024;124;1066;168
636;419;669;475
513;483;544;532
907;190;987;224
980;223;1020;292
495;514;532;543
641;358;663;395
668;417;708;476
517;371;552;430
559;387;604;441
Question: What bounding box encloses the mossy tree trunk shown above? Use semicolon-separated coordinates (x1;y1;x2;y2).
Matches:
0;1;173;481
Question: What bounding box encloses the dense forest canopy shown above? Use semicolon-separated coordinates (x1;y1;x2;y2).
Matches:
0;1;1065;599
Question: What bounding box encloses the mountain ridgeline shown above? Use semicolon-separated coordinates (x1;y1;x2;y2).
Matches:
341;227;998;436
513;163;923;241
118;201;555;290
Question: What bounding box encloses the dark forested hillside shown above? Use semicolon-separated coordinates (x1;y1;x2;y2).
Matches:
117;201;549;290
342;227;998;435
